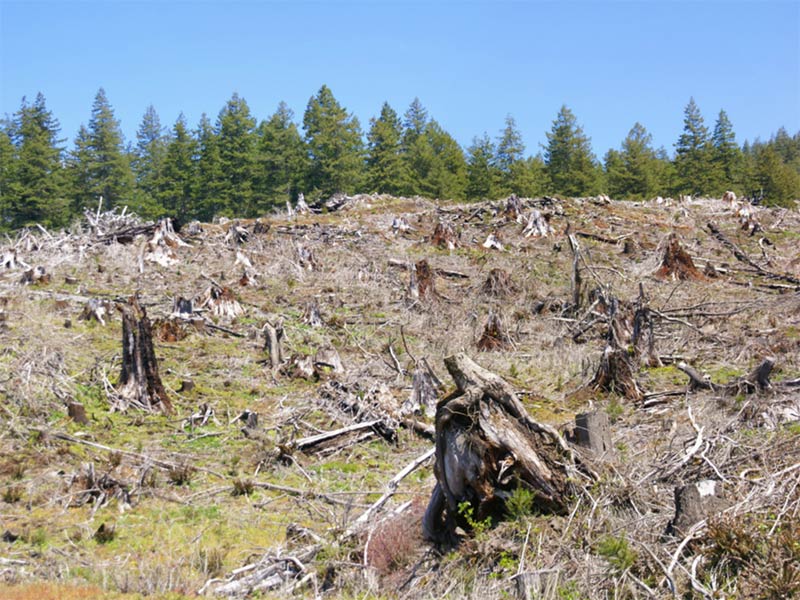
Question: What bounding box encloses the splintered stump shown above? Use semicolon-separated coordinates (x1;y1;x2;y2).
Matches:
114;296;172;413
409;259;437;302
590;344;643;402
477;311;512;351
655;233;703;281
432;221;457;250
482;268;518;298
423;353;585;544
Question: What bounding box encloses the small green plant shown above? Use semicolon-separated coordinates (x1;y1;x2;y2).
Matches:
606;396;624;423
505;486;535;520
596;534;637;573
557;581;581;600
458;501;492;537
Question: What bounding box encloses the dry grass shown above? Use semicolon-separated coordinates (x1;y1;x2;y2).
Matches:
1;194;798;598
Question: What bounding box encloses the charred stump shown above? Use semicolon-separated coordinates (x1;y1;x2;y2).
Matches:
113;296;173;413
655;233;703;281
423;353;586;544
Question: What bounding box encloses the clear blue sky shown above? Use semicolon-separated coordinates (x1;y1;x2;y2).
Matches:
1;0;798;159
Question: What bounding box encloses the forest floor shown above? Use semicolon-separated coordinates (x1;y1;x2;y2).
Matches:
0;193;799;599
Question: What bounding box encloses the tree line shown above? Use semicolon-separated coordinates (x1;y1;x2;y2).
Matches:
1;86;799;231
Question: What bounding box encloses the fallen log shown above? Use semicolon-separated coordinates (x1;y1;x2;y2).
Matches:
677;357;775;395
423;353;588;543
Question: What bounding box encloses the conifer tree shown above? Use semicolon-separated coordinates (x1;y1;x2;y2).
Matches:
466;133;498;200
418;121;466;201
495;115;526;195
131;105;168;217
5;94;68;227
366;102;409;195
216;93;258;217
255;102;308;211
194;113;224;221
754;145;800;207
544;105;600;196
605;122;662;200
159;114;197;218
303;85;365;197
0;122;17;229
710;109;742;194
402;97;429;148
674;97;713;196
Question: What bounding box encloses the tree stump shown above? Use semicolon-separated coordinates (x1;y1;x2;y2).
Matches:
401;360;442;418
197;285;244;319
477;310;512;351
80;298;112;326
68;402;89;425
667;480;729;537
262;319;285;371
482;268;518;298
423;353;586;543
655;233;703;281
113;296;173;413
522;209;554;238
570;411;613;455
432;221;457;250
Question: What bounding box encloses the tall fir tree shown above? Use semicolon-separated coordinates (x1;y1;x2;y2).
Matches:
131;104;168;217
604;122;662;200
418;121;466;201
255;101;308;211
495;115;526;195
754;145;800;207
0;120;17;228
159;114;197;218
72;88;134;211
366;102;409;195
710;109;742;195
674;97;713;196
5;94;68;227
303;85;365;197
194;113;224;221
544;105;600;196
466;133;498;200
216;93;258;217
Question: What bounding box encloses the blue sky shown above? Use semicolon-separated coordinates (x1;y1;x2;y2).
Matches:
1;0;798;159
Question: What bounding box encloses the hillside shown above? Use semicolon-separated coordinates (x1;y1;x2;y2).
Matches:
1;194;799;599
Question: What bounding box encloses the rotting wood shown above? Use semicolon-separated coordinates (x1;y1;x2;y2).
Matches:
112;295;173;414
423;353;589;544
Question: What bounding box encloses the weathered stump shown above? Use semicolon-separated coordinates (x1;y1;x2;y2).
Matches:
667;480;729;537
482;268;518;298
655;233;703;281
113;296;173;413
477;310;512;351
432;221;457;250
401;360;442;418
423;353;586;544
570;411;613;455
262;320;285;371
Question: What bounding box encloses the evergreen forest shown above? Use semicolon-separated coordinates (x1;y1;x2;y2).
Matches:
2;86;799;231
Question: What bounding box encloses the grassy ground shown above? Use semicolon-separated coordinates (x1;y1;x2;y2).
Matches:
1;194;799;598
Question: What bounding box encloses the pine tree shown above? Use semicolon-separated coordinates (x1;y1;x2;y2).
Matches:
674;97;713;196
544;106;600;196
402;97;429;148
466;133;498;200
131;105;168;218
254;101;308;211
366;102;409;195
0;121;17;229
73;88;134;211
6;94;68;227
517;155;549;197
710;109;742;194
605;122;662;200
755;145;800;207
159;114;197;218
419;121;466;201
194;113;224;221
495;115;526;195
303;85;365;197
216;93;258;217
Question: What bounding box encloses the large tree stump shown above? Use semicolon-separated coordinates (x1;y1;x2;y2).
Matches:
655;233;703;281
423;353;586;543
113;296;173;413
262;320;285;371
432;221;458;250
477;310;512;351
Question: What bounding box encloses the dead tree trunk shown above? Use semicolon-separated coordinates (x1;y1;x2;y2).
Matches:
113;296;173;413
262;320;285;371
423;353;587;544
